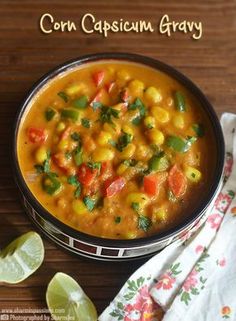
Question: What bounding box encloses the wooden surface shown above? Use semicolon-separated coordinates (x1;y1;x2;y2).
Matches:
0;0;235;318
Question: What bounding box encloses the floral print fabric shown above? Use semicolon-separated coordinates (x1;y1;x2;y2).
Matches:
99;113;236;321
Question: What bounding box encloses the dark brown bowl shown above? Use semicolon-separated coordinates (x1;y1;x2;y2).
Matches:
12;53;225;261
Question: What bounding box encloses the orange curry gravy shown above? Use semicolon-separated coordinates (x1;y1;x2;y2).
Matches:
17;61;216;239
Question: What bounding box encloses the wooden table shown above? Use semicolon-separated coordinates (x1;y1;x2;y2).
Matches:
0;0;235;318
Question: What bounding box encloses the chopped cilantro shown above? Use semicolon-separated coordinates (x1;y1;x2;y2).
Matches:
128;98;146;126
108;139;116;147
81;118;91;128
131;202;140;212
70;132;80;142
87;162;101;172
138;215;152;232
116;132;132;152
115;216;121;224
99;106;120;124
83;196;96;211
57;91;69;103
74;185;81;198
67;175;81;198
192;123;205;137
92;101;103;111
45;108;56;121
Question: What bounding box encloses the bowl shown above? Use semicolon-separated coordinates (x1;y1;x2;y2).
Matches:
12;53;225;261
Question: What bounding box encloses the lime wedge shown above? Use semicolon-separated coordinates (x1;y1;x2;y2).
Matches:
0;231;44;284
46;272;97;321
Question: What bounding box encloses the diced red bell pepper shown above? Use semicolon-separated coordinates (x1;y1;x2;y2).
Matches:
100;161;113;180
92;70;105;87
28;127;47;144
104;176;126;198
120;89;129;102
168;165;187;198
90;89;104;106
60;126;71;140
77;163;98;186
144;172;167;196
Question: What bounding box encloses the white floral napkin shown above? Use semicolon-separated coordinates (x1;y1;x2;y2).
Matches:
99;113;236;321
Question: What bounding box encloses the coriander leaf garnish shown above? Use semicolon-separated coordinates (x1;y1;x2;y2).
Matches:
70;132;80;142
83;196;96;211
87;162;101;172
57;91;69;103
92;101;103;111
99;106;120;124
138;215;152;232
67;175;82;198
192;123;205;137
115;216;121;224
128;98;146;126
108;139;116;147
45;108;56;121
81;118;91;128
131;202;140;213
116;132;133;152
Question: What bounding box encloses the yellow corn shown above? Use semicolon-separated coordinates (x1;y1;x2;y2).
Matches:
122;124;134;136
35;146;47;163
97;131;112;146
117;69;131;82
116;163;129;175
152;208;167;223
112;103;126;111
92;147;114;162
56;122;66;133
184;165;202;183
173;114;185;129
124;231;137;239
144;116;155;129
144;86;162;104
135;144;151;159
151;106;170;123
128;79;145;97
103;122;121;135
120;144;136;159
57;139;69;151
148;128;165;145
126;193;149;208
65;83;85;96
72;200;88;215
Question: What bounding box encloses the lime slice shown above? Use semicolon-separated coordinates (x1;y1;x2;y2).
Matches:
46;272;97;321
0;231;44;284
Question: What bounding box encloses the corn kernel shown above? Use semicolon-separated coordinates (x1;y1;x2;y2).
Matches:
173;114;185;129
112;103;126;111
117;69;131;82
126;193;149;208
152;208;167;223
97;131;112;146
116;163;129;175
135;144;150;160
56;122;66;133
120;144;136;159
92;148;115;162
148;129;165;145
151;106;170;123
72;200;88;215
65;83;85;96
57;139;69;151
128;79;145;97
144;86;162;104
144;116;155;129
122;124;134;136
103;122;121;135
184;165;202;183
124;231;137;239
35;146;47;163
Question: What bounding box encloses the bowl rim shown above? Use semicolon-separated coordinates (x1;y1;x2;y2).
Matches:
12;52;225;248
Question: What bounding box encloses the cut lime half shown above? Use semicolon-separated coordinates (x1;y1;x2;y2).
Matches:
46;272;97;321
0;231;44;284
